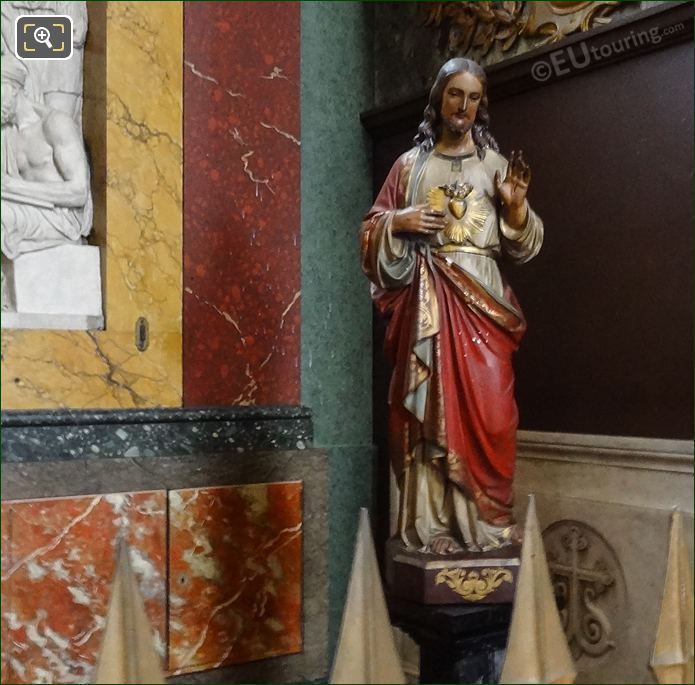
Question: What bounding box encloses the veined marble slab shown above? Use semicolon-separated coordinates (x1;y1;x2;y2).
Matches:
2;450;329;684
1;1;183;410
1;491;167;684
168;482;303;674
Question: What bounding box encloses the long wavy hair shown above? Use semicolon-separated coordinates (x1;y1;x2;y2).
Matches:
414;58;499;153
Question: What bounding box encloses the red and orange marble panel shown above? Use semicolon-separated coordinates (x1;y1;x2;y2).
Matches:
1;510;11;684
1;492;166;684
168;482;303;674
183;1;301;407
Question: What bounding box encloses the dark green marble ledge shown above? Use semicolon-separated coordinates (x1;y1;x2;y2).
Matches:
1;406;313;462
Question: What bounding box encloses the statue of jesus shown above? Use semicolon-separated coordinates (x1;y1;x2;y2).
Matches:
361;58;543;555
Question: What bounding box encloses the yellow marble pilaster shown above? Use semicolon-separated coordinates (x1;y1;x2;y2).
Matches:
1;2;183;410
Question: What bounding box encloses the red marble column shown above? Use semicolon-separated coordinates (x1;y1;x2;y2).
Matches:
183;2;301;406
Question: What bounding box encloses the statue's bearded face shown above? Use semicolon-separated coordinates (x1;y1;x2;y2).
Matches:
440;71;483;136
1;80;21;125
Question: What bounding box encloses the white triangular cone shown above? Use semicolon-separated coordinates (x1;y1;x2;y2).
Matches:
94;542;165;684
330;508;406;684
500;495;576;684
650;510;694;684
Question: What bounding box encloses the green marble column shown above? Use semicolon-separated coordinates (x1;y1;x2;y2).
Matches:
300;1;376;656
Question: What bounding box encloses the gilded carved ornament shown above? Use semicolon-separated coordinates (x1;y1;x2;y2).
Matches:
435;567;513;600
422;1;620;58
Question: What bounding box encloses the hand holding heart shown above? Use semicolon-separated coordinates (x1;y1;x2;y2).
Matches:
391;204;447;237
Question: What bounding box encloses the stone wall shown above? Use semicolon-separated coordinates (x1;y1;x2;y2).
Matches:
1;2;330;683
2;1;183;409
515;431;693;684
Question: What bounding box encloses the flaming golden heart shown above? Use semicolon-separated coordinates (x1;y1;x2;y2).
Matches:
427;181;491;245
448;198;466;220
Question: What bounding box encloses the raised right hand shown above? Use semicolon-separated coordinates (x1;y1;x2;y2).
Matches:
391;204;447;237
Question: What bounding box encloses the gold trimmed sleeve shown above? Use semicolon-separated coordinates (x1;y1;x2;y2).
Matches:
500;204;544;264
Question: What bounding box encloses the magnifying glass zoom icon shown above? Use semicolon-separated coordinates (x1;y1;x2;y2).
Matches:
33;26;53;49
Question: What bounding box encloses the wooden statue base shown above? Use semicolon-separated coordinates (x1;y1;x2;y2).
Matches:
385;537;521;605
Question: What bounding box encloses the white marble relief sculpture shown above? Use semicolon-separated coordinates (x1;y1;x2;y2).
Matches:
1;1;88;120
1;1;102;330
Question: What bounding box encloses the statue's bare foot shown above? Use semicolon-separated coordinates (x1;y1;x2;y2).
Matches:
430;534;463;555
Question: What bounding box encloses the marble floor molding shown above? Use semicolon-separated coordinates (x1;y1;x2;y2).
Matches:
1;406;312;463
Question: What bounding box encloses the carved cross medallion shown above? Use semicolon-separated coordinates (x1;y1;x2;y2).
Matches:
543;521;622;660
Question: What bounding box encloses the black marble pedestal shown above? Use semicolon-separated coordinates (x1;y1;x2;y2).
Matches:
388;595;512;684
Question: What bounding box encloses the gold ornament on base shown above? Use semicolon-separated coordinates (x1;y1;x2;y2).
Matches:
435;567;513;601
